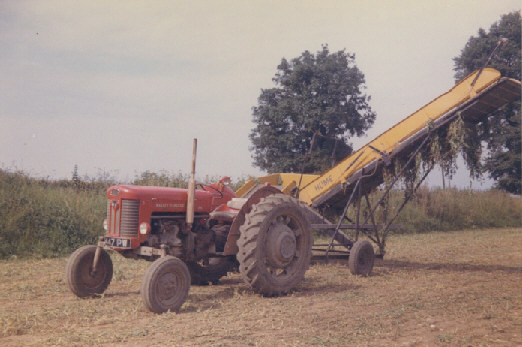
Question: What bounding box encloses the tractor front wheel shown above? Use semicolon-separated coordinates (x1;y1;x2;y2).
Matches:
348;240;375;276
66;245;113;297
237;194;312;296
141;256;190;313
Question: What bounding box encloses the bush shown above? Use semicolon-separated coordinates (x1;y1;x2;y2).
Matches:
0;169;108;258
396;187;521;233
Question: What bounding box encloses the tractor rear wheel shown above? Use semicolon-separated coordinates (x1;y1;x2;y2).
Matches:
66;245;113;297
348;240;375;276
141;256;190;313
237;194;312;296
187;257;234;285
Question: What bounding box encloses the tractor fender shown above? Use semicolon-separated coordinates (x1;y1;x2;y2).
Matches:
223;185;281;255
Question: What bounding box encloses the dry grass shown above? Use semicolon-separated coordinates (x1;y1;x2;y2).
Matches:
1;228;521;346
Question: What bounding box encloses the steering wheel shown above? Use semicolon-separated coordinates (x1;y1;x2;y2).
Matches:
196;183;224;198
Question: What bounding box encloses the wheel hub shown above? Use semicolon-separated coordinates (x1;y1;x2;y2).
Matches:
158;273;178;301
266;223;297;268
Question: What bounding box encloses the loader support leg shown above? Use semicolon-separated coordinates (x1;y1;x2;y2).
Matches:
326;179;361;261
354;136;433;255
355;181;362;241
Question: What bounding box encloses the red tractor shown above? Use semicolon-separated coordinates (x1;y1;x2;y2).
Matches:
66;140;317;313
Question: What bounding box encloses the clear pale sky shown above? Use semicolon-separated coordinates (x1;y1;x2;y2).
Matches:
1;1;520;187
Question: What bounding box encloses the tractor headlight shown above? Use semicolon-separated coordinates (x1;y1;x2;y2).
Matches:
103;219;108;231
139;222;151;235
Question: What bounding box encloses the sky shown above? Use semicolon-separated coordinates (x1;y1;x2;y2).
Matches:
0;1;520;188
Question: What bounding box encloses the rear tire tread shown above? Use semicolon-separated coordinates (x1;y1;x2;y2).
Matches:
237;194;312;296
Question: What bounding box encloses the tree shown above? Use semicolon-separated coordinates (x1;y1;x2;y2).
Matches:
453;11;521;194
72;164;80;187
250;45;376;174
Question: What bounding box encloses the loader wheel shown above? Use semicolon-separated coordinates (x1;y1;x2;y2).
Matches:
237;194;312;296
66;245;113;297
187;257;234;285
141;256;190;313
348;240;374;276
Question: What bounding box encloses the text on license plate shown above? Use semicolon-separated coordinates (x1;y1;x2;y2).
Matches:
104;237;131;248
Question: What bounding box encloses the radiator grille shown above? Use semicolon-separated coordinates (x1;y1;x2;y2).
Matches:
107;199;139;237
120;199;140;237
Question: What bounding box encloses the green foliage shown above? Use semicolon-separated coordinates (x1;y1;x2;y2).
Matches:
71;164;80;186
346;187;521;237
250;44;376;174
132;171;249;191
132;170;190;188
396;187;521;233
484;107;521;194
453;11;521;194
454;12;521;82
0;169;108;259
381;113;468;203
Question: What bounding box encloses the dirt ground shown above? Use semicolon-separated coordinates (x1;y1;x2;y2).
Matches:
1;228;521;346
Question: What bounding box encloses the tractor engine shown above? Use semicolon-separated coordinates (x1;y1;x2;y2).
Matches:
146;219;183;253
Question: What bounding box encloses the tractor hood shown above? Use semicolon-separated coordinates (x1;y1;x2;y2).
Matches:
107;185;191;201
106;184;232;215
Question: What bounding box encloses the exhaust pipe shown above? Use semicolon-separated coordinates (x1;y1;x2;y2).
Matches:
186;138;197;227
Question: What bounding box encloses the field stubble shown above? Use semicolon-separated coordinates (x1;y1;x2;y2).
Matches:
0;228;521;346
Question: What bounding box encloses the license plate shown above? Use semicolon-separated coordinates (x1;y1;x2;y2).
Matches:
104;237;132;249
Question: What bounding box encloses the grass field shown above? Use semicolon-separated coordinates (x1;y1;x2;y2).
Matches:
1;228;521;346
